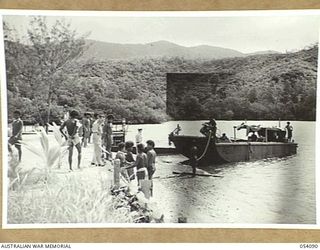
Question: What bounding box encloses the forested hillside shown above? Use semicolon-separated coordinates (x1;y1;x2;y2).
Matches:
166;45;317;120
61;45;318;121
4;17;317;123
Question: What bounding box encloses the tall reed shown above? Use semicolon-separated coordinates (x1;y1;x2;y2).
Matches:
19;126;68;180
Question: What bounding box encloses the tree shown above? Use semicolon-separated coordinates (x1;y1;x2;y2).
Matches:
4;17;88;129
225;110;234;120
181;95;203;120
248;88;257;103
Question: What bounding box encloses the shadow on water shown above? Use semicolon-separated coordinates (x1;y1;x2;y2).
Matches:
199;155;299;174
161;152;315;224
144;120;315;223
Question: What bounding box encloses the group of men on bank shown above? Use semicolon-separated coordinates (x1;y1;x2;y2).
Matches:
59;107;157;191
8;107;157;190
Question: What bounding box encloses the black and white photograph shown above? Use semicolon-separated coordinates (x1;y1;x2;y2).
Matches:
1;11;319;227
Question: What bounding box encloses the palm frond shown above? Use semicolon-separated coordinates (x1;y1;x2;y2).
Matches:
19;141;45;160
47;146;62;168
50;122;64;145
39;128;49;154
8;177;19;190
20;172;29;187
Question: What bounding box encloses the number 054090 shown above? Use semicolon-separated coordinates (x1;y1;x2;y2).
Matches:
300;244;318;248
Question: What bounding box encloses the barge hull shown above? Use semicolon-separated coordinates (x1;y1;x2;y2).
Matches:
170;135;298;164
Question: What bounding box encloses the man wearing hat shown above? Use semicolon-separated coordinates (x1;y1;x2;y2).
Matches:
135;128;143;146
62;104;70;123
285;121;293;142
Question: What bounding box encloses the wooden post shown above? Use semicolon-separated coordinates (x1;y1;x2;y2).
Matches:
114;159;120;188
233;126;237;141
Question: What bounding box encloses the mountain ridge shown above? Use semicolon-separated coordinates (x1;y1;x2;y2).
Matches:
82;39;280;61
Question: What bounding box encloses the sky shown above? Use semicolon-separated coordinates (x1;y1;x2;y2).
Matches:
3;13;320;53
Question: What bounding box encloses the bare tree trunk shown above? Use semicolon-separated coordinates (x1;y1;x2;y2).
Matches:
46;83;52;134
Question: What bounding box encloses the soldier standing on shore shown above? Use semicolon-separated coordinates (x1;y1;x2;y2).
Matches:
60;110;82;171
9;110;23;162
91;113;105;167
135;128;143;146
125;141;135;181
146;140;157;196
62;105;70;121
103;114;114;160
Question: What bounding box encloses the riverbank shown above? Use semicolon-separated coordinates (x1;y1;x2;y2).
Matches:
7;120;316;224
7;139;168;224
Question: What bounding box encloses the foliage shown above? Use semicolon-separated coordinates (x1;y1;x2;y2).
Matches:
7;145;31;191
166;46;317;121
4;17;88;125
8;175;130;224
4;17;317;122
7;127;163;224
19;127;68;178
8;168;163;224
60;45;318;122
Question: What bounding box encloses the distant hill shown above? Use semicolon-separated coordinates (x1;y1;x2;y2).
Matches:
5;38;317;123
75;45;317;122
247;50;280;56
166;46;317;120
81;39;246;60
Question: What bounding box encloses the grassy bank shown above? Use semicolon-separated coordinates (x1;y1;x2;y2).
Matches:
7;128;163;224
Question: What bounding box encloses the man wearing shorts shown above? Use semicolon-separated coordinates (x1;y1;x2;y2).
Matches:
60;110;82;171
9;110;23;162
146;140;157;196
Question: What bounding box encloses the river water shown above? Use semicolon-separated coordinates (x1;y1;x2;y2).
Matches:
127;120;316;224
20;120;316;224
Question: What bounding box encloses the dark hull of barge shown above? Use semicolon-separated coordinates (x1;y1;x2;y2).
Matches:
170;135;298;165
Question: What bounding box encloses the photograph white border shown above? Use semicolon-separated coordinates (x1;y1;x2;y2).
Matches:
1;9;320;229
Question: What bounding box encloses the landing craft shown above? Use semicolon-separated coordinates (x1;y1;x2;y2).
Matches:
168;123;298;165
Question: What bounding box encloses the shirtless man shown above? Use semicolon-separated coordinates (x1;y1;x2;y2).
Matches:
60;110;82;171
115;142;130;182
9;110;23;161
125;141;135;181
146;140;157;196
127;143;148;186
200;118;217;138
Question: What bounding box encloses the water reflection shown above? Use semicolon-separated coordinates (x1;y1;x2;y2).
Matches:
20;120;316;224
155;154;316;223
153;121;315;224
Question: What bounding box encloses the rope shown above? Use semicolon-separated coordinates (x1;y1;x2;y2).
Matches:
197;130;213;161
